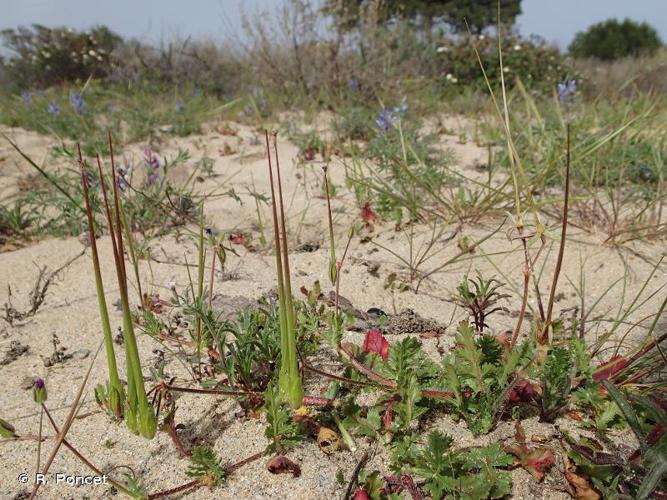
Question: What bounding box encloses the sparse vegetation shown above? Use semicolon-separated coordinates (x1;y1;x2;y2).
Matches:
1;2;666;499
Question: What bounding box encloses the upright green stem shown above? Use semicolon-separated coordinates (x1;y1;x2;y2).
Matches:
265;131;303;409
323;166;337;287
79;146;124;418
108;132;156;438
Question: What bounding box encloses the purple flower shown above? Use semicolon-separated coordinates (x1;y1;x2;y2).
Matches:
69;92;85;114
558;79;577;104
349;78;359;90
47;101;60;115
376;108;398;131
143;146;160;170
145;172;159;186
21;91;33;107
33;378;47;403
471;466;481;474
115;164;130;191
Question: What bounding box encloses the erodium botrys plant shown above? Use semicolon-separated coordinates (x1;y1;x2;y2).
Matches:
78;146;125;419
79;133;156;438
265;130;303;409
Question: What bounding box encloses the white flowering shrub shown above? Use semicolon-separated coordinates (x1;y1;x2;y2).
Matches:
0;24;122;89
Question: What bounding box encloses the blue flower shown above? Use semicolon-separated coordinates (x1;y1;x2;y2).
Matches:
175;100;183;113
21;91;33;108
557;79;577;104
348;78;359;90
375;99;408;131
69;92;85;114
376;108;398;131
47;101;60;115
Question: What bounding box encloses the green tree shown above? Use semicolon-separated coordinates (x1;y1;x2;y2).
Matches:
568;18;662;61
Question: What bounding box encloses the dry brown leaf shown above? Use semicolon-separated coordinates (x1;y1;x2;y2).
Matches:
565;470;600;500
317;426;340;454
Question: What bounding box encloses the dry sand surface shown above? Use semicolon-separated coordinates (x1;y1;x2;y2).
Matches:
0;119;665;499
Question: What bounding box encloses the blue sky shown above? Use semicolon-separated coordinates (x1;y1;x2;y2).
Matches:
3;0;667;50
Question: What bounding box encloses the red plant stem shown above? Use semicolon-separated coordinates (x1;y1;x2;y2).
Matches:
303;361;384;389
41;405;134;497
164;383;261;397
421;388;455;399
510;253;530;350
225;451;264;472
338;343;397;387
165;424;191;458
149;480;200;499
94;154;121;268
162;383;334;407
272;134;293;291
335;230;354;315
338;344;455;399
108;132;129;287
148;451;264;498
29;344;101;499
302;395;336;407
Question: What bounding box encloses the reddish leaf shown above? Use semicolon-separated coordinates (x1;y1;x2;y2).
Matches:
567;410;585;421
383;399;397;430
362;329;390;361
230;232;246;245
353;487;370;500
505;422;555;481
508;377;536;403
303;148;316;161
400;474;423;500
361;203;378;224
266;455;301;477
593;355;629;382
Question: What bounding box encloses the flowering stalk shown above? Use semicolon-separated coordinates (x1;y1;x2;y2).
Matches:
266;131;303;409
106;132;156;438
78;146;124;419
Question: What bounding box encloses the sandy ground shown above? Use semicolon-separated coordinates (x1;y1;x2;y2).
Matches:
0;119;665;499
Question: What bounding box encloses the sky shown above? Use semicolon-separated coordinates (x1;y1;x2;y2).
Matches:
2;0;667;51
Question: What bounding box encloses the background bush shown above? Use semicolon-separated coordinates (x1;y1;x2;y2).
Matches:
569;18;662;61
0;24;122;90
